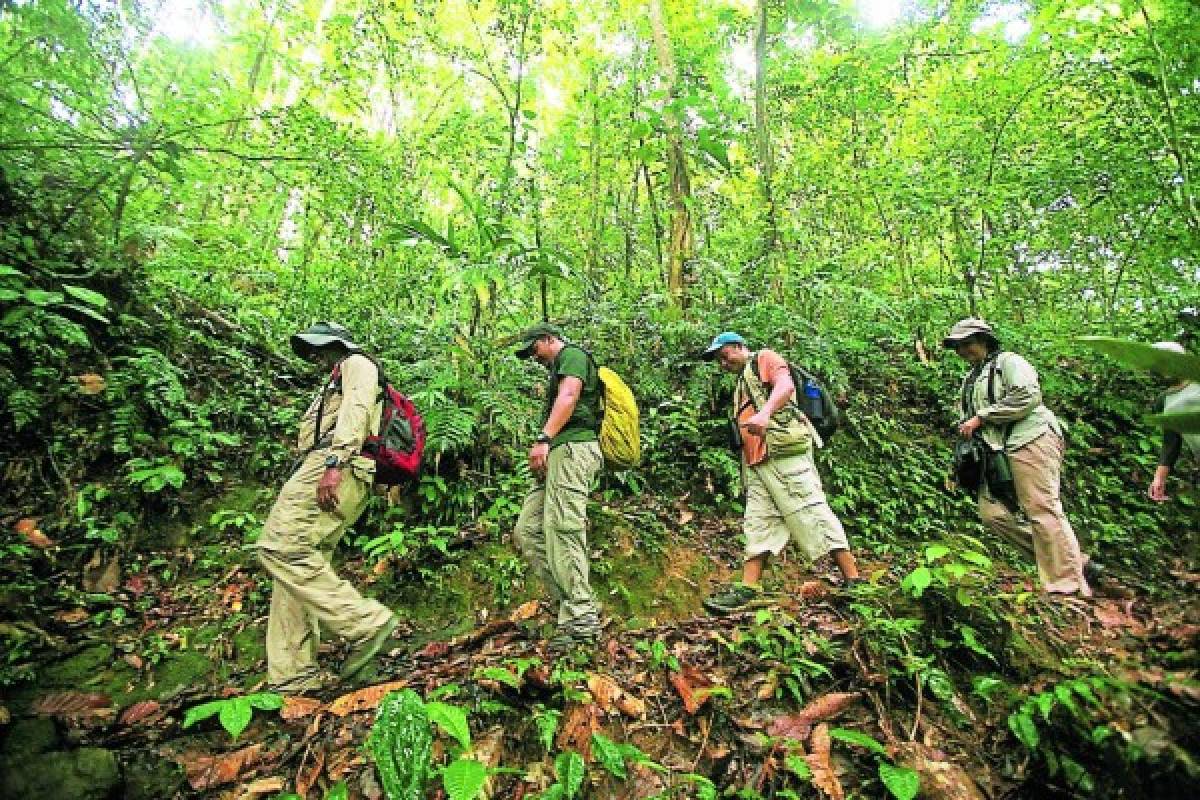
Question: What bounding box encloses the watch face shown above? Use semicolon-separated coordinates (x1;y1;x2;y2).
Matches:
325;455;339;467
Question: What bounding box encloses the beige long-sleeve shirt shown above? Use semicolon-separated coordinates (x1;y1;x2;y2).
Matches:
296;353;383;463
958;351;1063;452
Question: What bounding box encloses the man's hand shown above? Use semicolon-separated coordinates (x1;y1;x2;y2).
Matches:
529;441;550;478
958;415;984;439
743;411;772;437
1148;475;1169;503
316;467;343;511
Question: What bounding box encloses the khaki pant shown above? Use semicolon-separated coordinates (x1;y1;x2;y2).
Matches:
978;432;1091;596
256;451;393;686
513;441;603;632
743;450;850;562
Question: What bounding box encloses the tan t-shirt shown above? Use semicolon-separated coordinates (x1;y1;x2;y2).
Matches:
734;349;791;466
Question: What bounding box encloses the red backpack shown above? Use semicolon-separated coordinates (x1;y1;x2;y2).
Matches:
316;357;425;485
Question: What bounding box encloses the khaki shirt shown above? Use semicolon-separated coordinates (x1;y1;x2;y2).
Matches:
958;351;1063;452
296;353;384;465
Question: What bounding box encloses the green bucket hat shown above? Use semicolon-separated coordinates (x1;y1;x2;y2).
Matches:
290;321;363;357
514;323;564;358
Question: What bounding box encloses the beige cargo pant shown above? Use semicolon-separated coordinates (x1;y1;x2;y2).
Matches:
978;432;1091;596
256;451;394;688
744;449;850;562
513;441;603;633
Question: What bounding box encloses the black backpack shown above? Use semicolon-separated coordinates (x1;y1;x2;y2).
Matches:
752;358;842;442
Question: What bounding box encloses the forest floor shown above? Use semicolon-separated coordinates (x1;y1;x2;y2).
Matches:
2;496;1198;800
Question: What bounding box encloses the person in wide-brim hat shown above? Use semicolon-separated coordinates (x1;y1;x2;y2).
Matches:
945;317;1099;597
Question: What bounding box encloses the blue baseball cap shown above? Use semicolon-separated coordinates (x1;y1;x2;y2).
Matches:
700;331;747;360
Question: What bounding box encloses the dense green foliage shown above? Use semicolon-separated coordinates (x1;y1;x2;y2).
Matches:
1;1;1197;797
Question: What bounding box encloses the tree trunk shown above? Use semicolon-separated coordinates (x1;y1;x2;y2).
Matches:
647;0;694;306
753;0;779;257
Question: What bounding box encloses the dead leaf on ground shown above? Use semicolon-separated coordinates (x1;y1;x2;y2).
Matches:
54;608;89;625
295;745;326;799
124;653;144;670
767;692;861;741
417;641;450;659
15;517;54;549
32;691;114;720
893;742;985;800
669;665;717;715
281;695;324;722
1093;600;1148;635
618;761;668;799
508;600;541;623
119;700;163;727
556;703;600;759
798;580;828;600
679;509;695;526
235;776;285;799
180;743;267;791
469;727;507;799
328;680;409;717
75;373;107;395
805;724;845;800
588;673;622;712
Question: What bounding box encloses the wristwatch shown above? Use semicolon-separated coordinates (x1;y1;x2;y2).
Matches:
535;433;552;445
324;454;343;469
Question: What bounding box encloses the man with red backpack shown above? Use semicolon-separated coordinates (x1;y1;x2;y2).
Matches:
256;322;406;692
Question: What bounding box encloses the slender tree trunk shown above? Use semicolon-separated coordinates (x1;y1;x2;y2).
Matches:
642;163;665;273
753;0;779;257
647;0;694;306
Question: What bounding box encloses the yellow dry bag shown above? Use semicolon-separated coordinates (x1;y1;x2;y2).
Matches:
596;366;640;470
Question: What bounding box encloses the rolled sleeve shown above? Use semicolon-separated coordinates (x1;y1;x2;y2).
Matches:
329;355;379;460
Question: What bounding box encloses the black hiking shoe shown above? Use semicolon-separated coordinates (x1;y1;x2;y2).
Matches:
340;616;401;681
703;583;769;615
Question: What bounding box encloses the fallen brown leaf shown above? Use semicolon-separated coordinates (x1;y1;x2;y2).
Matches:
556;703;600;759
767;692;861;741
54;608;89;625
281;695;324;722
798;580;828;600
119;700;162;727
124;653;144;670
75;373;107;395
295;745;326;799
328;680;409;717
82;549;120;593
15;517;54;549
670;665;716;715
805;724;844;800
894;742;985;800
417;641;450;659
32;691;113;718
181;743;266;791
509;600;541;623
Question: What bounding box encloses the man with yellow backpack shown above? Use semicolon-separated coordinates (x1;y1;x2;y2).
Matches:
512;324;639;653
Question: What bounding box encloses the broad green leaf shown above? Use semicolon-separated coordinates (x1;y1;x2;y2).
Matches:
1145;411;1200;434
58;302;110;324
477;666;520;688
441;758;487;800
784;754;811;780
878;761;920;800
958;550;992;569
534;708;560;752
62;284;109;308
902;566;933;597
1077;337;1200;381
554;751;586;800
426;701;471;750
219;697;253;739
324;782;349;800
23;289;64;306
247;692;283;710
924;544;950;563
0;289;20;302
591;732;627;779
182;699;225;728
828;727;886;754
1008;711;1039;749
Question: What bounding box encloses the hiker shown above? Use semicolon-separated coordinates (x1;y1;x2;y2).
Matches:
944;318;1096;597
1147;341;1199;503
700;332;861;614
256;322;401;692
511;324;605;652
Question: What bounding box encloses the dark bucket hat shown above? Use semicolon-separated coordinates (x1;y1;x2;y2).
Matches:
514;323;564;358
290;321;362;357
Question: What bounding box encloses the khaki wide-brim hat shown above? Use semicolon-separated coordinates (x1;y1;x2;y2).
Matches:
942;318;997;349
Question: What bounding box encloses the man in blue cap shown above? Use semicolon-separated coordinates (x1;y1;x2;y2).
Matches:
700;332;861;613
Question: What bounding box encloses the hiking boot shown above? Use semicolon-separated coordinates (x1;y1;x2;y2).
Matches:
1083;560;1105;584
547;627;598;656
340;616;401;680
703;582;768;615
268;673;327;694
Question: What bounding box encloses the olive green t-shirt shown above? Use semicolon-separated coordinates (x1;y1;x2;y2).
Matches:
542;345;601;447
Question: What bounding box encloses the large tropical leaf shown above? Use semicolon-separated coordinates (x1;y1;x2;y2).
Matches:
1077;337;1200;381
